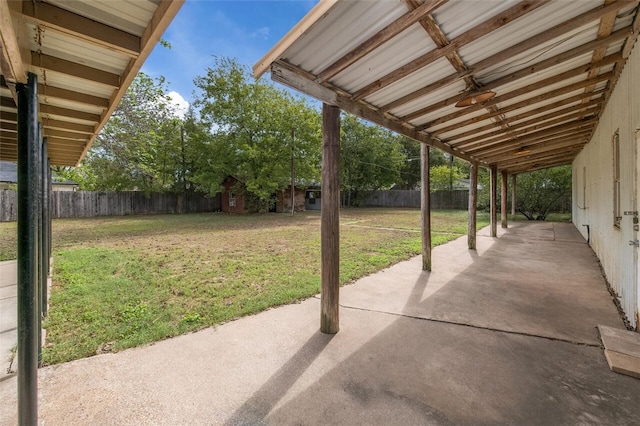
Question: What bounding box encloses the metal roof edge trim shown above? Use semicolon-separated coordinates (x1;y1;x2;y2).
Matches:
75;0;186;166
253;0;339;78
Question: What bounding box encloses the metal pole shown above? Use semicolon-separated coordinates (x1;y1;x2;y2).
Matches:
35;125;42;366
290;128;295;215
41;140;49;318
17;72;39;425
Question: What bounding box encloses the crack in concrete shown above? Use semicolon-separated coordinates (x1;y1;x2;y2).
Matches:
336;302;602;348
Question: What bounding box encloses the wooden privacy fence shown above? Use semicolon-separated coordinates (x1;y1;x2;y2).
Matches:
0;190;221;221
363;190;470;210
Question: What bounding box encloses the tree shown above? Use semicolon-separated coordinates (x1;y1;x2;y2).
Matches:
429;165;465;192
68;72;184;192
193;57;321;211
514;165;572;220
340;114;406;206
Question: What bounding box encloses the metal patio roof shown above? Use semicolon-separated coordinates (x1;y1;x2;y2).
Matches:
255;0;640;173
0;0;184;166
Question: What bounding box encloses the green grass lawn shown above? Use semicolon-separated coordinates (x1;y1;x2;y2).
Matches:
0;208;489;364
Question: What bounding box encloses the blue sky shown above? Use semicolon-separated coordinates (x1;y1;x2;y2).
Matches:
142;0;319;112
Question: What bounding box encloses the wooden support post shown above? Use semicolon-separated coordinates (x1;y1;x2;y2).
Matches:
501;170;508;229
321;104;340;334
511;174;517;219
16;72;39;426
490;165;497;237
421;143;431;271
468;162;478;250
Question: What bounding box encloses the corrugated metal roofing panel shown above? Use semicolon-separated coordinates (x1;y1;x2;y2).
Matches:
333;24;439;93
46;0;158;36
433;0;521;40
284;0;406;75
27;23;130;75
363;57;456;109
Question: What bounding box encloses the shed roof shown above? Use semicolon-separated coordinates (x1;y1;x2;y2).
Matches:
0;0;184;166
0;159;76;185
255;0;640;173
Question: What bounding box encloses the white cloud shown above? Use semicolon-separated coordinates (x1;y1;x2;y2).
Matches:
252;27;270;40
167;91;189;119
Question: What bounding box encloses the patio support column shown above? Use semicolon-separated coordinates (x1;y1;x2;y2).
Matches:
468;162;478;250
501;170;508;229
511;174;517;219
321;103;340;334
41;140;50;318
17;72;39;426
421;143;431;271
490;165;497;237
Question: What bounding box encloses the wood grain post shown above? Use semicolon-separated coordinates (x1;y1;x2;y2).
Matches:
511;174;517;219
501;169;508;229
490;165;497;237
321;104;340;334
421;143;431;271
468;162;477;250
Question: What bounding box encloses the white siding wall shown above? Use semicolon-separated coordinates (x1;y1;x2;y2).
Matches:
573;41;640;328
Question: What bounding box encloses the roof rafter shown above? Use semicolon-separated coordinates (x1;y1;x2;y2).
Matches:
351;0;547;101
21;1;141;58
315;0;449;83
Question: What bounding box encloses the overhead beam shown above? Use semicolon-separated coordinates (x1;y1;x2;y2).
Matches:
485;136;590;163
431;89;605;136
270;61;480;164
41;118;95;134
446;98;603;144
381;24;630;114
39;104;101;123
351;0;547;101
452;105;599;149
22;1;140;58
315;0;449;83
38;85;110;108
0;0;29;83
30;52;120;87
416;68;614;128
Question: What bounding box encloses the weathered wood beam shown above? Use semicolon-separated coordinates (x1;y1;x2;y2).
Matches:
0;0;29;84
22;2;140;58
0;111;18;122
469;121;595;156
30;52;120;87
496;145;584;167
490;165;497;237
39;104;101;123
270;61;481;164
381;24;630;114
417;67;614;128
38;85;109;109
450;105;599;149
351;0;547;101
499;151;580;173
580;0;617;111
507;157;576;174
447;98;603;144
468;162;478;250
321;103;340;334
501;170;508;229
42;128;90;141
483;135;589;163
429;89;605;137
421;143;431;271
41;118;95;134
315;0;449;83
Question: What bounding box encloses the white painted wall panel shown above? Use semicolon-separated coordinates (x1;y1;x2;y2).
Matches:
573;41;640;328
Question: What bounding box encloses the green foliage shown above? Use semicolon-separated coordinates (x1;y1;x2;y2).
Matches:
477;165;571;220
193;57;321;203
340;114;406;205
78;72;185;192
430;164;465;192
515;165;572;220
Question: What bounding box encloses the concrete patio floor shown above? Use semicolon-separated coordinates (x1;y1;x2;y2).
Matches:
1;222;640;425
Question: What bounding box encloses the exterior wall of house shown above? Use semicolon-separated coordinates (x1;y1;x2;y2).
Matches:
572;41;640;328
221;176;246;214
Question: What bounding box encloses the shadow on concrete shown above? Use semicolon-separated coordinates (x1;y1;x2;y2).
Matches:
224;331;334;426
